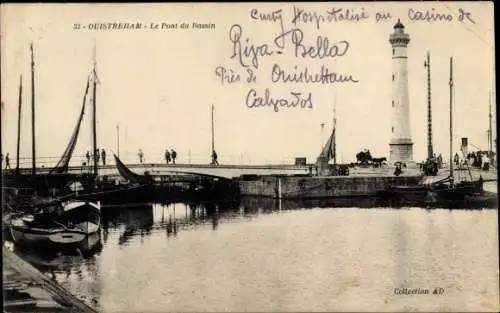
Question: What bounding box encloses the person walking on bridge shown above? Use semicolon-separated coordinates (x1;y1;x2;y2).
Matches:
171;149;177;164
138;149;144;164
95;149;100;165
165;149;171;164
211;150;219;165
101;149;107;166
5;153;11;169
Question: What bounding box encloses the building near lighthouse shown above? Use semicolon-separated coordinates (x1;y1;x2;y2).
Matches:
389;19;414;165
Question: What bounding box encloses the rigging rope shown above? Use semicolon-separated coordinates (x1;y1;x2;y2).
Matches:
49;77;90;174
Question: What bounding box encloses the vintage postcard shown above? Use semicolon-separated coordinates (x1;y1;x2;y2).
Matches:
1;2;498;313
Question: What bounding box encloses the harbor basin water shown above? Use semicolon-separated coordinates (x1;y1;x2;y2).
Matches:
8;197;499;312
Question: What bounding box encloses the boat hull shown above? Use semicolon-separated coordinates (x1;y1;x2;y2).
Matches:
48;231;87;244
11;232;103;271
73;184;153;204
10;226;87;245
10;227;57;245
10;222;100;245
376;180;496;208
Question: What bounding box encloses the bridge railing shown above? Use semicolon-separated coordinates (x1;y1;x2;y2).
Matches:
2;152;304;169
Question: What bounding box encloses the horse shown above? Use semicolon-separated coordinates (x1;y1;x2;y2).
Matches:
356;151;372;165
372;157;387;167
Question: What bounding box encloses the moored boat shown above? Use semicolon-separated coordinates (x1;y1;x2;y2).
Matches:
9;232;103;271
10;200;101;246
377;177;487;207
64;182;153;205
377;58;497;209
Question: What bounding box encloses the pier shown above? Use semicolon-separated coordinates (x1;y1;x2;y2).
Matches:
3;245;97;313
239;175;424;199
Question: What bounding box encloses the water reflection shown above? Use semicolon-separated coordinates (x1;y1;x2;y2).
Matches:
143;197;386;238
240;196;381;212
9;230;104;309
6;197;498;312
151;200;240;237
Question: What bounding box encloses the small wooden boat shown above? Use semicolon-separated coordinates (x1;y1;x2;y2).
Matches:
10;232;103;271
10;200;101;246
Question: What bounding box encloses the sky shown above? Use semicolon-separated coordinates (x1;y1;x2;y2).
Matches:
1;2;495;166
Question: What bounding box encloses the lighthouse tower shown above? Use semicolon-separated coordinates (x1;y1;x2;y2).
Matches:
389;19;414;164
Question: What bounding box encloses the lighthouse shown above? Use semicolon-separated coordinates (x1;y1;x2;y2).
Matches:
389;19;414;164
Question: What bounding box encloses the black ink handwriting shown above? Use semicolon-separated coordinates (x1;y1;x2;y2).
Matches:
246;68;257;83
246;88;313;112
270;64;359;84
408;8;453;22
250;8;283;23
273;28;350;60
215;66;241;84
292;6;369;29
250;9;287;49
458;8;475;24
229;24;274;69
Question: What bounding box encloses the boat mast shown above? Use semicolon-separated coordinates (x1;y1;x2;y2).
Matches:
30;43;36;179
210;104;216;164
16;75;22;173
116;124;120;158
488;91;493;159
0;102;3;178
333;57;338;166
92;46;98;177
333;91;337;165
211;104;215;154
424;52;433;160
0;101;3;191
449;57;454;182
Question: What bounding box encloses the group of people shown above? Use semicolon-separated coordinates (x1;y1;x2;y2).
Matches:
84;149;107;166
418;153;443;176
464;151;495;170
420;151;495;172
2;150;108;170
164;149;177;164
136;149;178;164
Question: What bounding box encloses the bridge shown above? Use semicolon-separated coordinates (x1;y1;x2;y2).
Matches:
5;162;497;182
7;163;313;179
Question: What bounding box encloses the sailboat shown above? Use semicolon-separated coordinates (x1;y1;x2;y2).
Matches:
4;43;96;195
43;49;155;205
58;154;155;205
377;58;497;208
315;99;350;176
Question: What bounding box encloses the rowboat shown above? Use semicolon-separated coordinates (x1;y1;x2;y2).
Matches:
10;201;101;246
